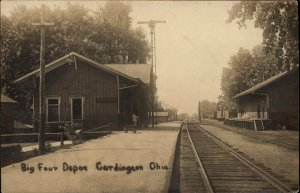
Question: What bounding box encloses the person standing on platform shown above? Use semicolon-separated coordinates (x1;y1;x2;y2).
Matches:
132;113;139;127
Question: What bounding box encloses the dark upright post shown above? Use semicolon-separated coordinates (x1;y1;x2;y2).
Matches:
32;5;54;155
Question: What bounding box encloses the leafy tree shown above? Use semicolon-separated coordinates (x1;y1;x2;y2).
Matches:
1;2;150;108
90;2;150;63
155;101;165;112
200;100;217;118
227;1;298;71
1;4;95;108
220;46;276;111
220;2;298;112
221;48;256;100
127;28;150;64
251;45;279;82
217;94;238;116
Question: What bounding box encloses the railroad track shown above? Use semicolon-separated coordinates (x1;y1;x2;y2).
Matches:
200;121;299;150
179;124;206;193
182;122;294;193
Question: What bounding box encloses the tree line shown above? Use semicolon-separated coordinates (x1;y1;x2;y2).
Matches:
1;2;150;108
219;1;298;111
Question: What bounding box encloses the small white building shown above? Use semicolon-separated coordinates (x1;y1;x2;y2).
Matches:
148;112;169;124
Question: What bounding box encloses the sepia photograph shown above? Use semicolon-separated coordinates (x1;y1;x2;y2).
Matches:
1;1;299;193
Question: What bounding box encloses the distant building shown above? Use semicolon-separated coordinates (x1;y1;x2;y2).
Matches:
0;94;31;134
13;52;153;131
148;112;169;124
1;95;18;133
229;69;299;130
215;110;229;120
167;109;177;121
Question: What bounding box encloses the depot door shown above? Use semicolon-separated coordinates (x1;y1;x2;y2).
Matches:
71;97;84;121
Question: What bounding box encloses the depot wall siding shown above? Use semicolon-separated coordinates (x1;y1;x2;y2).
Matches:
239;95;267;119
266;73;299;129
34;60;118;129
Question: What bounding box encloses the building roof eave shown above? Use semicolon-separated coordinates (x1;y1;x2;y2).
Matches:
231;69;297;99
12;52;140;85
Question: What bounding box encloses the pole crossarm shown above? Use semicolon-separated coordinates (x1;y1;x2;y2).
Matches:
137;20;166;29
32;4;54;27
32;22;54;26
137;19;166;74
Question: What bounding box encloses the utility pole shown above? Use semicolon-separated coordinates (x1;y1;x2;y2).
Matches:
137;20;166;128
198;101;201;122
32;5;54;155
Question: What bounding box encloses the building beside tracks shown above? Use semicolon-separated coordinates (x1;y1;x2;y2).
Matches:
215;110;229;120
0;94;31;134
167;109;177;122
13;52;153;131
226;69;299;130
148;111;169;124
1;95;18;134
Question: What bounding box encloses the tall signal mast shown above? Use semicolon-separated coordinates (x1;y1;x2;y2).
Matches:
137;20;166;128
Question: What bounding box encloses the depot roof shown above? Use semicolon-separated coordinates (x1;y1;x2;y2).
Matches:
232;69;296;99
13;52;152;85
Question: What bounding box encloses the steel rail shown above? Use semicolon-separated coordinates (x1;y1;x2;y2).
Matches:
193;122;293;193
185;123;215;193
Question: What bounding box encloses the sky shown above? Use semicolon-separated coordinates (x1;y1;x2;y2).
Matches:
1;1;263;115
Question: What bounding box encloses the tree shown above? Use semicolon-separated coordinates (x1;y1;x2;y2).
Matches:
251;45;279;82
221;48;256;100
1;2;150;108
220;46;275;111
200;100;217;118
1;4;95;109
127;28;150;64
227;1;298;71
217;95;228;111
90;2;150;63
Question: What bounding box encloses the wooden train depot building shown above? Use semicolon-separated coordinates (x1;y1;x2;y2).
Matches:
13;52;152;131
225;69;299;130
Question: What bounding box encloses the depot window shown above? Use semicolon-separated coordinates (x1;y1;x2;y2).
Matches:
47;97;60;122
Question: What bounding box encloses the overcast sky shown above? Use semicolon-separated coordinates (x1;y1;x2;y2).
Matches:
1;1;263;115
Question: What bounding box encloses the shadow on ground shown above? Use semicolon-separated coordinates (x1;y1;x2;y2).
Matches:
1;133;113;168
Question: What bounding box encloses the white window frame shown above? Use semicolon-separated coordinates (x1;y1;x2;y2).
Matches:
70;96;85;121
46;97;61;123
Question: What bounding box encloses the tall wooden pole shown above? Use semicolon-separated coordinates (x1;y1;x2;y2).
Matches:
39;12;46;155
32;5;54;155
137;20;166;128
150;28;155;128
198;101;201;122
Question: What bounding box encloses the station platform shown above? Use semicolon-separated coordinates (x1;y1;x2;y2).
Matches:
1;122;181;193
